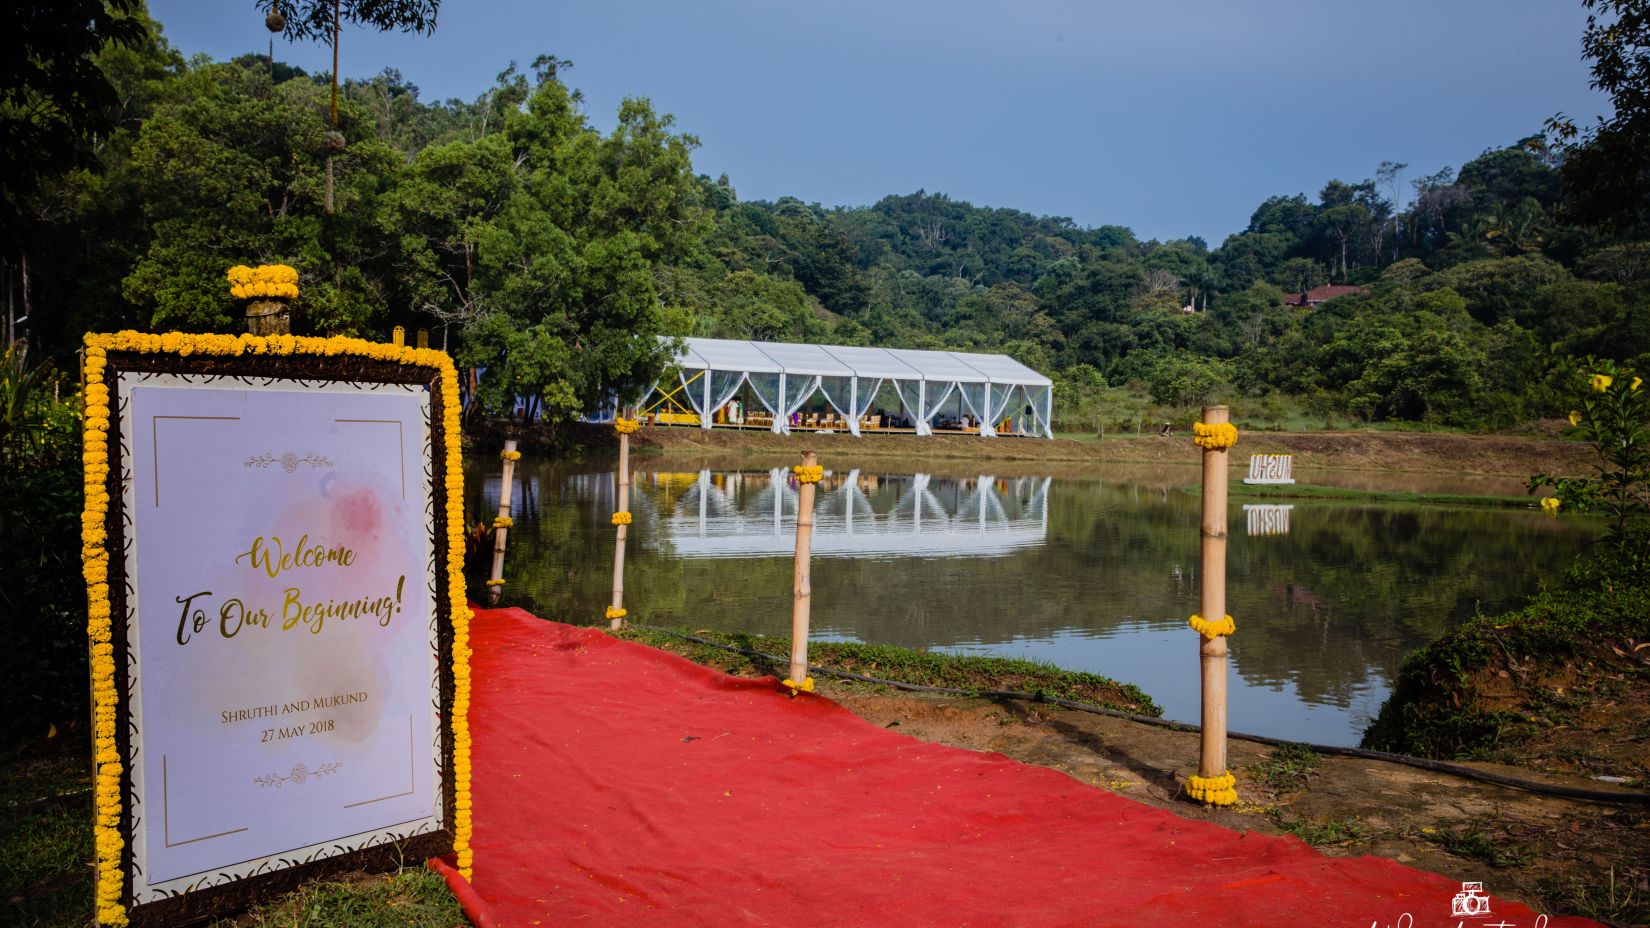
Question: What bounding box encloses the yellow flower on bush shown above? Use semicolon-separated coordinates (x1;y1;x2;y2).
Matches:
1591;373;1613;392
1634;376;1644;392
1568;410;1583;426
227;264;300;301
1541;496;1561;514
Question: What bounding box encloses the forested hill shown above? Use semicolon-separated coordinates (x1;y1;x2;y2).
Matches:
705;145;1645;426
6;15;1648;430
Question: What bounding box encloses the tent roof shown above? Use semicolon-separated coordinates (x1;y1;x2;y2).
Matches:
679;338;782;374
750;341;855;377
673;338;1049;386
944;351;1053;387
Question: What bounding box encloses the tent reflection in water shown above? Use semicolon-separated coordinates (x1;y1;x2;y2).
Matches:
636;337;1055;438
641;469;1052;559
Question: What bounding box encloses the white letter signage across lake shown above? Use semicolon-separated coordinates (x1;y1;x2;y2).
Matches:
81;335;469;927
127;377;437;887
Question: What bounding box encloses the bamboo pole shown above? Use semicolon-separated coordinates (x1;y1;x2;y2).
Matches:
609;408;632;629
487;439;518;606
1197;405;1230;782
788;451;819;690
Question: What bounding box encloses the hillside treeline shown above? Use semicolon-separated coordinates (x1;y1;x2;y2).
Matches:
7;16;1647;429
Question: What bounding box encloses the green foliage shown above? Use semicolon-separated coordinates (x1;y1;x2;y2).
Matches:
0;351;87;741
1362;587;1650;757
1531;360;1650;585
1251;744;1321;792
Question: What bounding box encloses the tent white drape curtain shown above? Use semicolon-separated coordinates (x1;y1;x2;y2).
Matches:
818;376;883;436
772;373;821;434
746;372;782;423
922;382;958;432
684;370;747;429
955;383;988;430
979;383;1016;437
892;380;926;435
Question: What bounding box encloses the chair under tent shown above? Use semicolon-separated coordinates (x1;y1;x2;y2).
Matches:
631;337;1054;439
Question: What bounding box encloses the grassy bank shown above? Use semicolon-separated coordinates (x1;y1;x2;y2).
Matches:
1362;586;1650;784
1194;482;1537;509
612;625;1162;716
1;744;464;928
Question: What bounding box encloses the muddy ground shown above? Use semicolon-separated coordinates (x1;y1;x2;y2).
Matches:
610;422;1597;479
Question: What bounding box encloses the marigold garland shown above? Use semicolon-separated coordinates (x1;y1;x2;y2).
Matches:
1188;613;1235;638
793;464;824;484
492;515;513;529
611;511;632;526
613;417;639;435
485;578;505;587
1191;421;1239;450
605;606;627;621
226;264;299;301
500;449;521;461
781;676;815;695
1185;771;1238;805
80;331;476;908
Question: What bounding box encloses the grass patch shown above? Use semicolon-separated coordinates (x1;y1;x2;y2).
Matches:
0;743;92;928
613;625;1162;717
1191;482;1535;509
219;868;462;927
1424;823;1526;868
1250;744;1321;792
1;743;464;928
1273;814;1368;846
1536;867;1650;927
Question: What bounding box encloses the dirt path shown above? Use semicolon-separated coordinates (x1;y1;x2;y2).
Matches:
829;690;1646;926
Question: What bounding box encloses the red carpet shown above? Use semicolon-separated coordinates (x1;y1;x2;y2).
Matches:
462;607;1596;927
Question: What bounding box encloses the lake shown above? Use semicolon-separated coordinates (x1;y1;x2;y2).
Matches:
467;454;1592;746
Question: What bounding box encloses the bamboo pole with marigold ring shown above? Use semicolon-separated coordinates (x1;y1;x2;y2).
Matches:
487;439;518;606
609;408;632;629
1198;405;1230;786
788;451;820;690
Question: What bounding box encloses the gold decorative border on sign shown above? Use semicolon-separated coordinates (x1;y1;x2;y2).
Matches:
151;416;238;507
82;332;472;928
163;755;248;848
333;419;406;498
342;715;417;809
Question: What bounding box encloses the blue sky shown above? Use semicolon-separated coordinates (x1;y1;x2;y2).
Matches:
150;1;1610;244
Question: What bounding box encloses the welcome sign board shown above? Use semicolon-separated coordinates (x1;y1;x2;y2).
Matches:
81;334;472;927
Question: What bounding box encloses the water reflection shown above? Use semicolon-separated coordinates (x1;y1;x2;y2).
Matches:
633;469;1051;559
470;458;1593;746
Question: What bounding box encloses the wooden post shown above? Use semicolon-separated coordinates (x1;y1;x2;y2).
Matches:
609;408;632;629
789;451;819;690
1197;405;1230;785
487;439;518;606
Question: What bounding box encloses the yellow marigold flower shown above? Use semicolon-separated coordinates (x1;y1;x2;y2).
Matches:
1188;613;1236;638
1540;496;1561;514
611;510;632;525
1591;373;1613;392
1568;410;1583;426
492;515;513;529
1192;421;1239;450
613;417;640;434
605;606;627;620
793;464;824;483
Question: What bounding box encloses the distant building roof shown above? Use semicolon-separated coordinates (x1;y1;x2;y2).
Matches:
1281;284;1366;306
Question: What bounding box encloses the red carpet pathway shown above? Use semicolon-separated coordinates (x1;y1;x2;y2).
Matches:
463;607;1596;927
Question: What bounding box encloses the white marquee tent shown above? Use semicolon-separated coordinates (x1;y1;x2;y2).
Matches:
658;337;1054;438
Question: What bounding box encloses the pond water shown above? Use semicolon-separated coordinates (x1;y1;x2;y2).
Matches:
467;455;1593;746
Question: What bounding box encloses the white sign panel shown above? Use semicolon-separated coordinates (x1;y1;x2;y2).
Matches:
117;373;443;901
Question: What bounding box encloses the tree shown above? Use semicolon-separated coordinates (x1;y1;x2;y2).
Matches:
1548;1;1650;231
0;1;148;241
